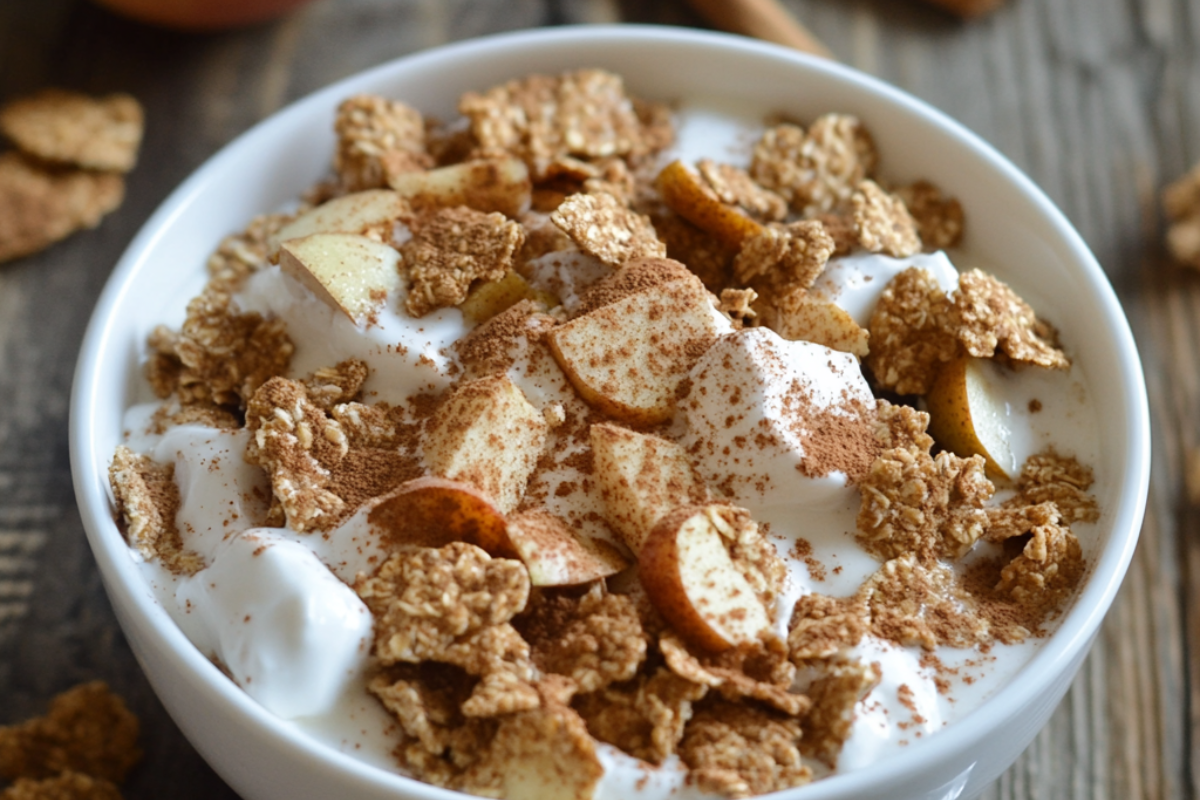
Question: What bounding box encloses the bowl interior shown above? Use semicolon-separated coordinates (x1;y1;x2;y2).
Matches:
70;24;1150;799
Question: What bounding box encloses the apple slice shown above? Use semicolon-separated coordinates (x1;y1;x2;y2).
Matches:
638;504;773;653
459;270;554;325
366;476;513;555
766;291;869;357
505;508;629;586
424;373;548;513
388;157;531;218
546;275;720;426
925;355;1017;479
590;422;708;554
656;159;764;251
278;233;402;324
270;189;409;254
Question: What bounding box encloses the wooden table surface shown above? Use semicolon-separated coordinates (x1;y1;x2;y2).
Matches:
0;1;1193;798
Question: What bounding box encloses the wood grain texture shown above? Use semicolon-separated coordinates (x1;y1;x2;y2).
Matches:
0;0;1191;798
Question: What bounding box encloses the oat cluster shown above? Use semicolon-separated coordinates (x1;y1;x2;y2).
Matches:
334;94;431;192
867;266;1069;395
0;682;141;800
459;69;660;181
402;206;525;317
109;66;1101;800
0;89;143;263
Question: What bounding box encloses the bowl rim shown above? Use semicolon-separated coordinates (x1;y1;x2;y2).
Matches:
69;22;1151;799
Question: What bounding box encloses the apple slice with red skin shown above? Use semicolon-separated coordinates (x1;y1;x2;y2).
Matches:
638;504;773;653
367;476;515;557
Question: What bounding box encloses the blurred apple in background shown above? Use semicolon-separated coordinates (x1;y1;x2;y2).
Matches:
93;0;316;30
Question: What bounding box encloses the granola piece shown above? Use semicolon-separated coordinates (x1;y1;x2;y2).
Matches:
749;115;878;217
787;593;868;663
649;211;735;292
459;69;648;180
460;676;603;800
894;180;964;250
852;180;921;258
0;771;122;800
717;287;758;329
0;89;143;172
814;212;857;255
732;220;835;295
0;682;141;784
871;399;934;453
865;267;958;395
0;152;124;263
108;446;203;575
659;633;807;716
950;269;1069;369
328;399;420;449
302;358;369;410
857;443;993;562
244;377;347;533
678;698;811;799
573;667;707;765
860;555;989;649
985;500;1061;543
145;290;294;408
355;543;539;715
1010;449;1099;525
402;206;525;317
582;157;637;204
800;659;881;768
334;94;430;192
550;190;665;267
996;512;1084;608
368;663;499;788
1162;162;1200;268
633;96;676;155
517;584;647;693
206;212;295;293
697;159;787;221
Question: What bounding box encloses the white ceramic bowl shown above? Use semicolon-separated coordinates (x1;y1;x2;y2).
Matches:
70;24;1150;800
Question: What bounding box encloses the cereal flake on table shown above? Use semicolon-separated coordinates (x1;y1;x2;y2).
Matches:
0;770;122;800
0;152;124;263
0;88;143;263
0;89;142;172
0;682;140;786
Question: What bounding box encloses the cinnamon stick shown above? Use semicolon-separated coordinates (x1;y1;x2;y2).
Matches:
684;0;833;60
